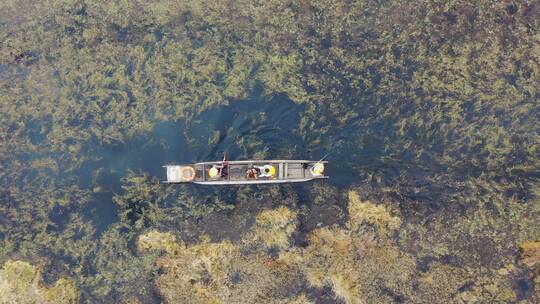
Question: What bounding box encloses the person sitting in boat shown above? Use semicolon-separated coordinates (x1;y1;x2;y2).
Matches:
218;153;228;177
209;153;229;179
246;166;260;179
256;165;276;178
213;153;229;177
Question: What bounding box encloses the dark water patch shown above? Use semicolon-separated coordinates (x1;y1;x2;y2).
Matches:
293;182;348;247
82;193;118;235
416;254;464;273
183;92;307;161
439;254;464;267
85;92;307;183
306;284;344;304
506;3;519;15
512;271;534;301
457;281;475;293
27;120;49;145
417;256;437;273
381;286;405;303
172;184;299;244
41;259;66;287
48;204;70;231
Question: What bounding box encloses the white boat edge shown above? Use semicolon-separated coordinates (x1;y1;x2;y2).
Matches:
162;160;328;185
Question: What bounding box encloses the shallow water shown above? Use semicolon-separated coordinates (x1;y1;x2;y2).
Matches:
77;90;454;232
80;91;331;232
2;2;539;303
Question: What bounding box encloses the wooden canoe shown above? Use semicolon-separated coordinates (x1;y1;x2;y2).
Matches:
163;160;328;185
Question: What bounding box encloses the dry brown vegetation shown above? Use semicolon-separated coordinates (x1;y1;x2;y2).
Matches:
520;239;540;297
520;240;540;268
293;192;415;304
253;206;298;250
0;260;78;304
137;189;540;303
138;227;306;303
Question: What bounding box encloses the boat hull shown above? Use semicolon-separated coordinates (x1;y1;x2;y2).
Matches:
163;160;328;185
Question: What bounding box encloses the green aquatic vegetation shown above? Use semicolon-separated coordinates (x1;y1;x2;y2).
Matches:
310;183;339;206
0;172;95;261
113;172;170;230
287;0;539;205
0;260;78;304
414;262;522;304
457;267;520;303
207;130;221;146
399;179;540;268
80;226;158;302
257;53;306;101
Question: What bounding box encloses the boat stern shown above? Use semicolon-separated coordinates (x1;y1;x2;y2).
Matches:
163;165;196;183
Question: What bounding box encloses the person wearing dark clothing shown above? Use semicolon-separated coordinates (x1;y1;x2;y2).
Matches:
246;166;260;179
214;153;229;178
